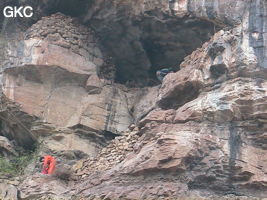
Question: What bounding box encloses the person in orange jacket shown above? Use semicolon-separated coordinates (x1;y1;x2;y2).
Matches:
40;155;56;175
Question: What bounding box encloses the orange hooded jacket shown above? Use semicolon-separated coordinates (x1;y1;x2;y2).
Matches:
42;155;56;174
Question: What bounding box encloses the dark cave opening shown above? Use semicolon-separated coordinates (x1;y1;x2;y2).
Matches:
210;63;228;78
139;18;218;85
71;124;118;147
91;14;220;87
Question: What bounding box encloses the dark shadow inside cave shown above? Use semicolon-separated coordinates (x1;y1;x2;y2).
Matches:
89;12;220;87
138;17;218;85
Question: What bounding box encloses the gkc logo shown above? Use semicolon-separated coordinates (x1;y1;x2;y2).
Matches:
3;6;33;18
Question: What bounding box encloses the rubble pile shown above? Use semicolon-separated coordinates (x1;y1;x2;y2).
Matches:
74;127;142;176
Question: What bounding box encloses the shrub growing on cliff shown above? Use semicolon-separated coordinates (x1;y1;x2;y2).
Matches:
0;157;17;176
0;154;34;177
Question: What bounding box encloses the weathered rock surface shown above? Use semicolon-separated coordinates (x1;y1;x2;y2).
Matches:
0;95;36;150
70;0;267;199
0;0;267;199
2;13;135;136
0;136;18;157
18;174;71;200
0;182;18;200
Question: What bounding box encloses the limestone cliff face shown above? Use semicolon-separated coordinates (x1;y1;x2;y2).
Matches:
0;0;267;199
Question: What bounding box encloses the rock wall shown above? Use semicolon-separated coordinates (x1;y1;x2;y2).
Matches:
0;0;267;199
2;13;134;136
72;0;267;199
0;13;142;171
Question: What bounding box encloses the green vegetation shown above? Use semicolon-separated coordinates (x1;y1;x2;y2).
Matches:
0;153;35;177
0;157;17;176
0;141;40;177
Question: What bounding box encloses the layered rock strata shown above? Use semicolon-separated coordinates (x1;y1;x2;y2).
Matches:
0;0;266;199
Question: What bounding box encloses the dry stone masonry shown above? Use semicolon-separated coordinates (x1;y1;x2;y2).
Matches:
74;127;141;176
0;0;266;199
25;13;102;61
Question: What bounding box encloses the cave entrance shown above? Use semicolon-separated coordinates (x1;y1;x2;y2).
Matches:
139;17;218;84
92;13;220;87
34;2;221;88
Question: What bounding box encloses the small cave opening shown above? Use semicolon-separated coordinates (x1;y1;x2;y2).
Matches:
71;124;118;146
210;63;228;78
103;130;118;141
90;12;221;87
139;17;218;85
